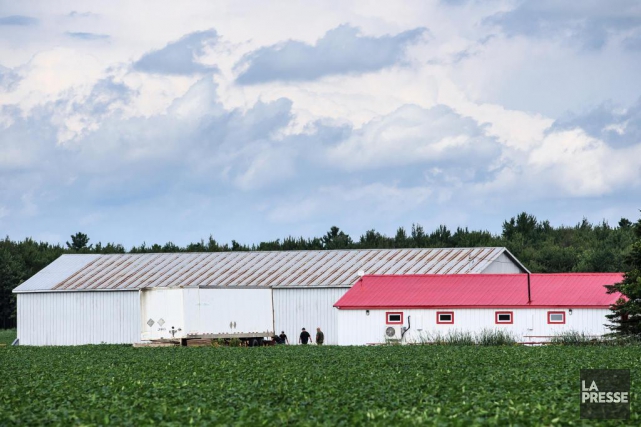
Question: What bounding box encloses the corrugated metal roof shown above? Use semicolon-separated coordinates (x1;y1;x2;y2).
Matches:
333;273;624;308
12;254;101;292
13;247;520;292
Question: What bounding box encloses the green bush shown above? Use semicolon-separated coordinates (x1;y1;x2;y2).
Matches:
413;329;515;346
476;329;517;346
550;331;594;346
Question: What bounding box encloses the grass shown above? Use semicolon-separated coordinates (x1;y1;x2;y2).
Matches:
1;345;639;425
550;331;596;346
412;329;517;346
549;331;641;347
0;329;16;346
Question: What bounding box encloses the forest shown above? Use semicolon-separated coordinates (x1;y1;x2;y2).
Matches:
1;212;638;328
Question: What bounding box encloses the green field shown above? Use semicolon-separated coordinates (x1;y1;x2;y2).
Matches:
0;329;16;346
0;344;639;426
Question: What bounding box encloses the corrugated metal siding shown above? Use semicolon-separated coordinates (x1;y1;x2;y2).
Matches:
17;291;141;345
273;288;349;345
337;308;613;345
481;253;524;274
13;247;516;292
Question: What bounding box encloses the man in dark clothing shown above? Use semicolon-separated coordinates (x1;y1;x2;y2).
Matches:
316;327;324;345
299;328;312;345
279;331;289;344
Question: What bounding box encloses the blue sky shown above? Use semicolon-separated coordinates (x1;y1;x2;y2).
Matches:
0;0;640;247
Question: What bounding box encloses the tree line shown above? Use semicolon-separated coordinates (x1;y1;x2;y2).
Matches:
0;212;638;329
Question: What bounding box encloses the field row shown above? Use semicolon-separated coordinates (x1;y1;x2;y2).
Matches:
1;342;640;425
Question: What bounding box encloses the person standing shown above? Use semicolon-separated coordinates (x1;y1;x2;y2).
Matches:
279;331;289;344
299;328;312;345
316;327;324;345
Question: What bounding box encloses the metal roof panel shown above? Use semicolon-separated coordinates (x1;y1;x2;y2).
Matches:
13;247;521;292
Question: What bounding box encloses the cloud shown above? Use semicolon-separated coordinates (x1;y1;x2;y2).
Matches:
622;32;641;51
485;0;641;50
66;32;110;41
67;11;97;19
326;104;501;171
0;76;295;198
0;65;20;91
2;6;641;245
236;24;426;84
132;29;219;75
0;15;38;26
552;98;641;148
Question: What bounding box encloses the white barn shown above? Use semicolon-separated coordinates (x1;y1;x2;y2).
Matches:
13;247;527;346
334;273;623;345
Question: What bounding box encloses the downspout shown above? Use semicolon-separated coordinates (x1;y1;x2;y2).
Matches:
401;315;411;339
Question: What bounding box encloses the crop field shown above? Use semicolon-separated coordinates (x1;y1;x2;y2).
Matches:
0;344;639;426
0;329;16;346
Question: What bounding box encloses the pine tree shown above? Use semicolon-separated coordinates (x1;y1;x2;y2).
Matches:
66;232;92;251
605;213;641;336
0;248;25;328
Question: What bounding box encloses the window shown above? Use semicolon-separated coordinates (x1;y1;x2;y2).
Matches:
495;311;513;324
386;312;403;324
547;311;565;324
436;311;454;324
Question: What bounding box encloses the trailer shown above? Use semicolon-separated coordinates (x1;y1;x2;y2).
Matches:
141;288;275;345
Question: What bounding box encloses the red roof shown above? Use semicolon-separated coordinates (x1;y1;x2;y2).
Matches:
333;273;624;309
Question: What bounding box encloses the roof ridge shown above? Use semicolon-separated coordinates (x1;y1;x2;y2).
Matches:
87;246;507;256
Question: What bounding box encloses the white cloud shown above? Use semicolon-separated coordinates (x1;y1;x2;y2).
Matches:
326;104;501;170
0;0;640;246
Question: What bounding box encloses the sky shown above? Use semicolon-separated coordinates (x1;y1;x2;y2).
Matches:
1;0;640;248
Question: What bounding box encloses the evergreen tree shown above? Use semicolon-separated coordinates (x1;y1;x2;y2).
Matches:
0;248;24;328
66;232;92;251
322;226;353;249
605;214;641;336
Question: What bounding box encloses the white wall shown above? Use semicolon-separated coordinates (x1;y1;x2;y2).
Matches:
481;253;524;273
337;308;612;345
273;288;349;345
17;291;141;346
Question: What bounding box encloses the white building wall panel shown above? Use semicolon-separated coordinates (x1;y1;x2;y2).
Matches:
337;308;612;345
481;253;524;274
273;288;349;345
17;291;140;346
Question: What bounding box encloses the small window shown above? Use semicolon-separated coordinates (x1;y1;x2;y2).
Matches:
548;311;565;324
495;311;513;324
436;311;454;324
386;312;403;324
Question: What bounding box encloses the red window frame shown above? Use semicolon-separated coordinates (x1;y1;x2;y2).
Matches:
495;311;513;324
547;311;566;324
436;311;454;324
386;312;403;325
